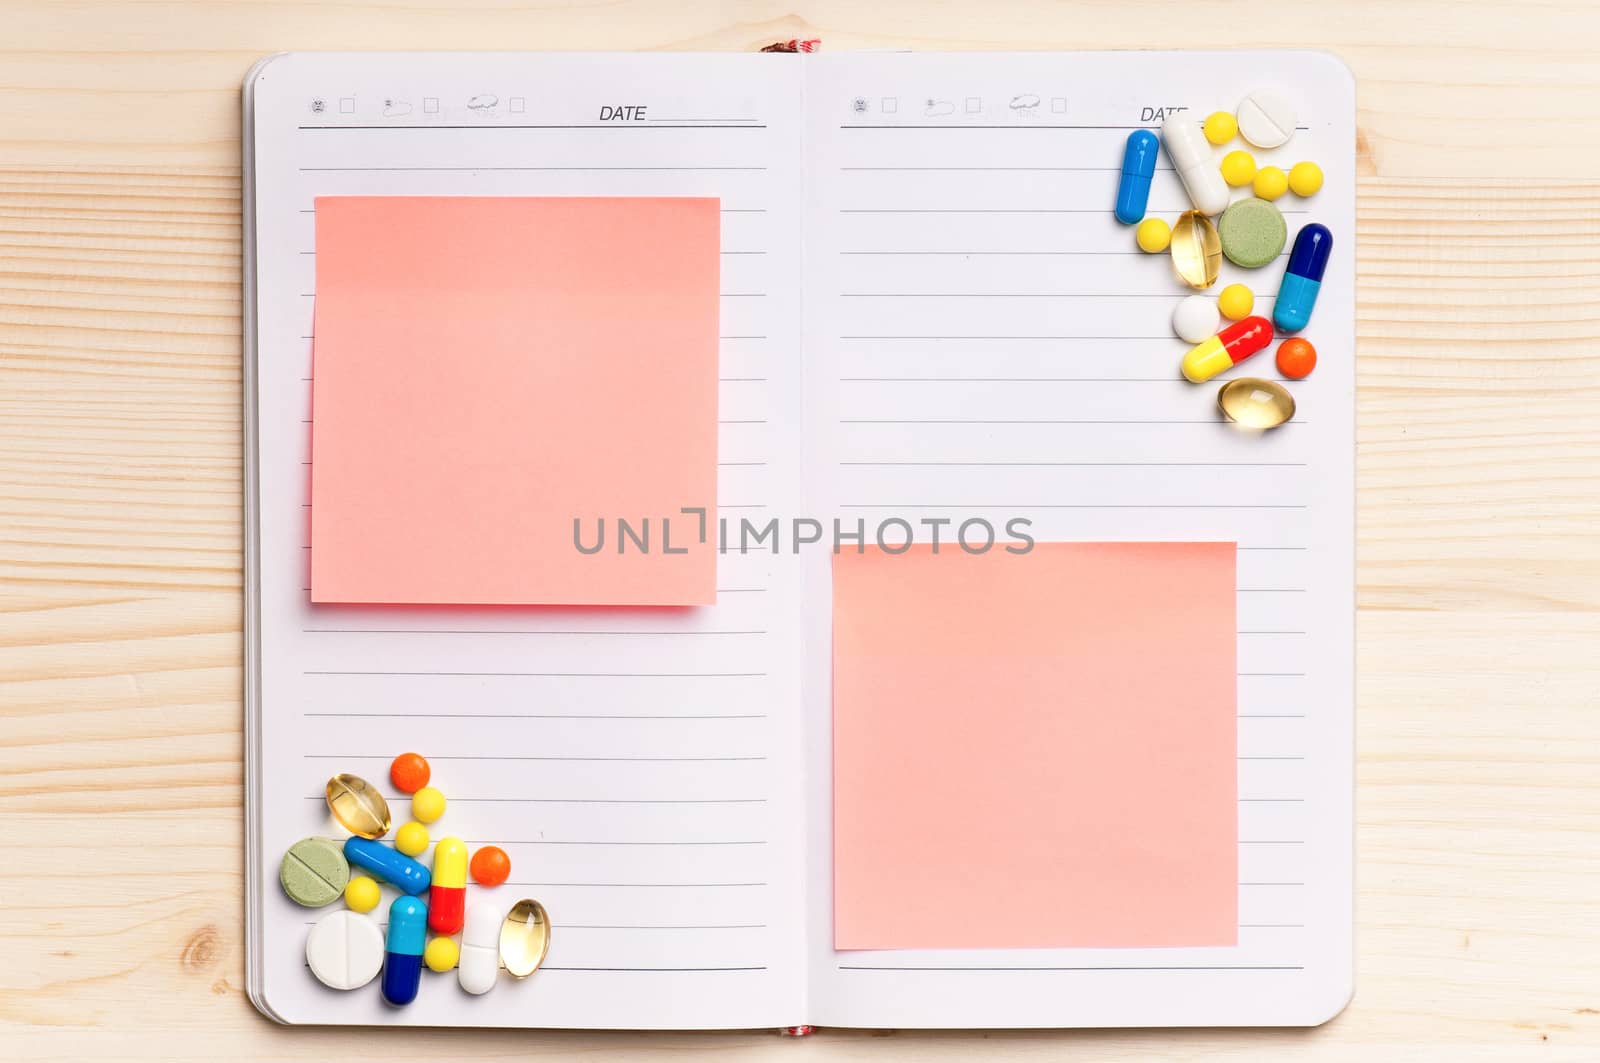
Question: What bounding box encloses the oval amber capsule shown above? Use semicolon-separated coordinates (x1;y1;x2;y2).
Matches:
499;898;552;979
325;773;393;839
1217;377;1296;429
1169;210;1221;289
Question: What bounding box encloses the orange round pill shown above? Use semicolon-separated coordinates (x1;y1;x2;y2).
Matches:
389;752;431;794
470;845;511;887
1276;337;1318;380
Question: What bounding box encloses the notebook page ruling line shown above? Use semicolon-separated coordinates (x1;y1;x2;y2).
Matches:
247;52;809;1028
800;51;1354;1029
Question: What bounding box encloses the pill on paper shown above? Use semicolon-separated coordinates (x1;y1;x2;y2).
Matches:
1274;223;1333;333
500;898;552;979
1253;165;1289;201
1218;283;1255;321
412;786;447;824
1217;197;1286;269
1236;90;1296;149
1202;111;1237;145
381;896;427;1006
280;837;350;908
1218;377;1296;429
428;837;469;935
395;820;429;857
1289;161;1324;197
1172;295;1220;344
306;909;385;990
458;902;501;995
324;773;392;839
1169;210;1221;289
424;935;460;973
1162;114;1230;216
1136;216;1171;253
389;752;431;794
343;874;381;914
345;836;431;895
1115;129;1159;224
1276;337;1318;380
1181;316;1274;383
1220;149;1256;188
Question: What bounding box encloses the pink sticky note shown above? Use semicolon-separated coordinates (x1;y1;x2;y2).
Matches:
309;196;718;606
832;542;1237;950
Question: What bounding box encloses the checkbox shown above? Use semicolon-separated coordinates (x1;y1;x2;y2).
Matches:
881;97;898;114
339;97;355;114
965;97;982;113
423;97;439;114
1051;97;1068;113
510;97;526;113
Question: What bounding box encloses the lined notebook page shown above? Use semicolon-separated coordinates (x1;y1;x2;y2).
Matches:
247;53;807;1028
800;52;1355;1028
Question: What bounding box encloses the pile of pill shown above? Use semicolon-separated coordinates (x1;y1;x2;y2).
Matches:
1115;89;1332;429
281;751;551;1005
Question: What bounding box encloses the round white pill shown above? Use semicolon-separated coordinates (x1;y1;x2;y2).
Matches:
1236;90;1296;149
1172;294;1220;344
305;908;385;991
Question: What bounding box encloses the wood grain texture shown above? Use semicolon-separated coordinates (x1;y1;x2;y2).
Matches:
2;1;1599;1059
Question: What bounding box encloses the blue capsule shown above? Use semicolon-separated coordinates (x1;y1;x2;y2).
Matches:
344;836;431;895
1274;223;1332;333
381;895;427;1006
1114;129;1160;225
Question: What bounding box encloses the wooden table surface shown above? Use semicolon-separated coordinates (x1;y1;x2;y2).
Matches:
4;1;1599;1059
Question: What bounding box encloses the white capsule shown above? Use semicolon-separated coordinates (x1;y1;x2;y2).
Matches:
1161;115;1230;216
1172;295;1220;344
458;902;501;995
1236;90;1296;149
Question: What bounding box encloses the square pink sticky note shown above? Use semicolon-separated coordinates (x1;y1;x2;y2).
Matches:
832;542;1238;950
309;196;719;606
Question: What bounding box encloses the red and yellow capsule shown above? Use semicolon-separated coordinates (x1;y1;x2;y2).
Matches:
428;837;468;934
1180;316;1274;383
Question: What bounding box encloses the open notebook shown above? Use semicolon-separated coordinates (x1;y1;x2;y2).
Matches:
243;49;1355;1029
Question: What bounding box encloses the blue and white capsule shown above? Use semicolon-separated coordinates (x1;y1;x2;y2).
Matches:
1114;129;1160;224
381;895;427;1006
1274;223;1332;333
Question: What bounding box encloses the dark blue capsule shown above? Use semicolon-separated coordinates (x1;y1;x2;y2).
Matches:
1275;224;1333;332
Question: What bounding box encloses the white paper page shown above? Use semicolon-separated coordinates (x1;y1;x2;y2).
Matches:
799;51;1355;1028
246;52;807;1029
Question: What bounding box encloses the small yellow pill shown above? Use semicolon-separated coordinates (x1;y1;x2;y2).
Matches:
1203;111;1237;146
395;820;430;857
424;935;459;973
412;786;447;824
1135;217;1171;253
1220;150;1256;188
1289;161;1324;197
1253;165;1289;201
343;875;381;914
1217;283;1255;321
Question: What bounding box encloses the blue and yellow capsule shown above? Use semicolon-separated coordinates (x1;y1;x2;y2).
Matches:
1274;223;1332;333
1114;129;1160;224
381;895;427;1006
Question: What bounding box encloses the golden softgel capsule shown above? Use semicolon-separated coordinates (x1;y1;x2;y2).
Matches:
324;773;392;839
500;898;552;979
1170;210;1221;289
1217;377;1296;429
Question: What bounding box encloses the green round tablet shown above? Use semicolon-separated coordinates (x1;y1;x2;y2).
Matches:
280;836;350;907
1217;197;1287;269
